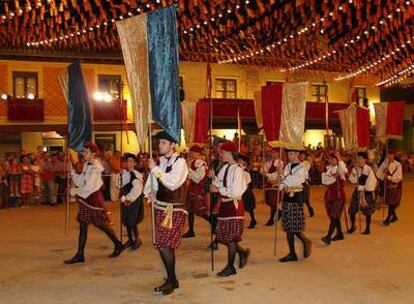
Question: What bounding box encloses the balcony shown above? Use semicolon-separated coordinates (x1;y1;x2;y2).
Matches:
93;99;127;121
7;98;44;121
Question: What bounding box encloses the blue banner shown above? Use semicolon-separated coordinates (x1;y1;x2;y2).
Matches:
147;6;181;143
67;61;92;152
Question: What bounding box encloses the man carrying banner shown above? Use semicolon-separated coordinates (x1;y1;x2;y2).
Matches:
278;149;313;263
376;149;403;226
64;142;125;265
144;131;188;296
321;151;348;245
182;145;210;238
261;147;284;226
348;152;377;235
210;142;250;276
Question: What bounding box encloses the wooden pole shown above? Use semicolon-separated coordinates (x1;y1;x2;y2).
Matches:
273;147;282;256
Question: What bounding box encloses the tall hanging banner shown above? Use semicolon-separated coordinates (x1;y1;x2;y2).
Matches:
337;104;370;150
117;6;181;146
67;62;92;153
261;82;308;149
374;101;405;140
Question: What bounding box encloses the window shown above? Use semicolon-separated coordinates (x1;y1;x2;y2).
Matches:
216;78;237;98
266;81;284;86
355;87;367;106
13;72;38;98
311;84;328;102
98;75;121;100
95;134;116;152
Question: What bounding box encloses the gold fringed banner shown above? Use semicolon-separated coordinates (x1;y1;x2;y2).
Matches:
181;101;197;145
116;15;150;150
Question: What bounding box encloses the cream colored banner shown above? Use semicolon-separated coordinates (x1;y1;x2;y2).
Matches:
181;102;197;145
338;105;358;151
253;91;263;129
279;82;308;149
116;15;151;151
374;103;387;138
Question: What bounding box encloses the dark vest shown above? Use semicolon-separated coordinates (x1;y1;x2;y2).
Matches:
120;171;143;204
156;156;186;205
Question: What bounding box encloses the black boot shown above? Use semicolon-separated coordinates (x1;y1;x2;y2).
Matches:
321;236;331;245
279;253;298;263
109;242;126;258
348;213;356;234
332;233;344;241
217;265;237;277
161;280;179;296
208;239;219;250
362;215;371;235
124;239;134;248
182;230;195;238
247;219;257;229
238;248;251;269
266;208;276;226
154;280;169;292
64;253;85;264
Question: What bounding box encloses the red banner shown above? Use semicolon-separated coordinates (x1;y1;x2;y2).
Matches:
261;84;283;141
356;107;370;148
194;101;210;144
386;101;405;138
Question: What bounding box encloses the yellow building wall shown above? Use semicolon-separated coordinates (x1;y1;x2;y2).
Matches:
0;59;383;152
21;132;42;154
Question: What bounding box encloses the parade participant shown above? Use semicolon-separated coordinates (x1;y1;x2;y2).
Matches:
144;131;188;296
299;151;315;217
260;147;284;226
238;154;257;229
208;139;227;250
182;145;210;238
118;153;144;250
348;152;377;235
376;149;403;225
210;142;250;276
321;151;348;245
279;149;312;263
64;142;125;265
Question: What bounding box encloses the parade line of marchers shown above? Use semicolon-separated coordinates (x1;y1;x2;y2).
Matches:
63;134;403;296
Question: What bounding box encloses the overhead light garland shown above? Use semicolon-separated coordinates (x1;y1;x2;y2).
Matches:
289;1;413;72
218;0;413;71
334;39;412;81
375;62;414;87
25;0;165;47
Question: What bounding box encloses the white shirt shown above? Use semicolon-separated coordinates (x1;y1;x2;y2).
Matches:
260;159;284;184
118;169;144;202
72;159;104;199
213;163;247;199
188;159;206;184
240;164;252;185
322;160;348;185
280;162;307;190
144;152;188;202
376;160;403;183
349;164;377;191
